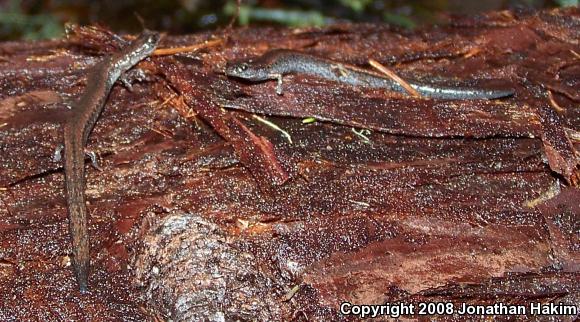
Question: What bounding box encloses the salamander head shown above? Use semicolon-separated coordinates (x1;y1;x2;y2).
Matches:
127;30;161;57
225;61;270;81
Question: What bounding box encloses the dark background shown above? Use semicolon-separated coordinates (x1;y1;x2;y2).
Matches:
0;0;576;40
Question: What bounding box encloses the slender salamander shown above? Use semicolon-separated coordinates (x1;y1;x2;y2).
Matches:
61;30;159;292
225;49;514;99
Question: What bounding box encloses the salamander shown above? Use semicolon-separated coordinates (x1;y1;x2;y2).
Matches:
225;49;514;99
59;30;160;292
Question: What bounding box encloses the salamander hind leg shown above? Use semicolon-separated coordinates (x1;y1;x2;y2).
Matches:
84;150;103;171
54;144;103;171
53;144;65;162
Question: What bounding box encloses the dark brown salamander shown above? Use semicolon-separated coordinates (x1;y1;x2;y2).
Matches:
225;49;514;99
60;30;159;292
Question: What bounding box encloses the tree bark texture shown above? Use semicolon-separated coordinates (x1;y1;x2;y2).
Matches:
0;7;578;321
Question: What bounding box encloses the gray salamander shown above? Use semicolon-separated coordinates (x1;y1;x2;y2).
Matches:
61;30;159;292
225;49;514;99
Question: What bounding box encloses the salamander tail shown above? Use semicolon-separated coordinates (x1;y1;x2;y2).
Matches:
69;187;90;293
413;84;515;100
74;254;89;293
64;130;91;293
71;217;89;293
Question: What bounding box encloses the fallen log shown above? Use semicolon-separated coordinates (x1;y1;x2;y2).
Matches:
0;7;578;321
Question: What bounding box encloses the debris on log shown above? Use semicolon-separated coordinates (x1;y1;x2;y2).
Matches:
0;7;578;321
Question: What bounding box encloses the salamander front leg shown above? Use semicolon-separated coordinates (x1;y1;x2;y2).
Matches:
270;73;284;95
120;68;151;92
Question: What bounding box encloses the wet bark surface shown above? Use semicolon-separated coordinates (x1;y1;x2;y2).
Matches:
0;7;578;321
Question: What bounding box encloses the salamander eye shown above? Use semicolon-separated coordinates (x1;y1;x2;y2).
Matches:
238;63;248;71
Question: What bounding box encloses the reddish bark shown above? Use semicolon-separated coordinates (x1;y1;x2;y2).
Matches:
0;7;578;321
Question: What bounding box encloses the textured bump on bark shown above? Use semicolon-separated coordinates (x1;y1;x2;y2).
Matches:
132;213;284;321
